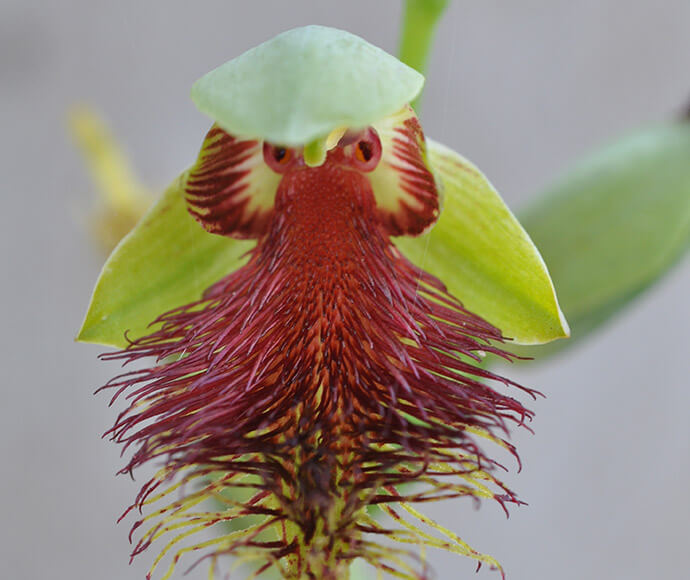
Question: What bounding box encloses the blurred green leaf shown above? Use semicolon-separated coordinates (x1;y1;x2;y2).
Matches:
77;174;253;348
515;122;690;358
396;139;570;345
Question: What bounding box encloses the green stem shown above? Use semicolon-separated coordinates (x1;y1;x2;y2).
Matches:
398;0;451;111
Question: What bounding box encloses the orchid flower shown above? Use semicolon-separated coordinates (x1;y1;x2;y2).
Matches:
79;26;569;580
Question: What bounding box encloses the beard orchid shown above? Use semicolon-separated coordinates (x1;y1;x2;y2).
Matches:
80;26;568;580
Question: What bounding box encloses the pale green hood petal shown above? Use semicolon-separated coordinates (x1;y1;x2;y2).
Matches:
191;25;424;146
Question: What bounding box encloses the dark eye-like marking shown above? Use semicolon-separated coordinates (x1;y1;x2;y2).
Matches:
263;142;297;173
273;147;288;162
348;128;382;172
355;140;373;162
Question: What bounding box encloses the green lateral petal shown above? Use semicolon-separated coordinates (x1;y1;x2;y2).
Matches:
191;25;424;146
395;139;569;345
515;122;690;357
77;174;252;348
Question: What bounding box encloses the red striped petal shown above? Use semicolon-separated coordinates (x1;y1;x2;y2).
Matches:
368;106;442;236
185;125;282;238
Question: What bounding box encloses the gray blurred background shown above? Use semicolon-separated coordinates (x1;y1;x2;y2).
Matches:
1;1;688;579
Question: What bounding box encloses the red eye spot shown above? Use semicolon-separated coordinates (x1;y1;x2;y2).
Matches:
349;128;381;172
263;142;295;173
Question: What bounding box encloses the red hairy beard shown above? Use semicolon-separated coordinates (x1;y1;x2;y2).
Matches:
102;162;536;573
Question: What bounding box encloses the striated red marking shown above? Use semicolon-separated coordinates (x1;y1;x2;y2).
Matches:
101;162;536;577
185;126;272;238
379;116;440;236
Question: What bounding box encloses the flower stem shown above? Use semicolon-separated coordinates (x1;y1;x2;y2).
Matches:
398;0;450;112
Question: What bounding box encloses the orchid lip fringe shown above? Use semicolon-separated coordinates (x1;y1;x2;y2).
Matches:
99;161;536;579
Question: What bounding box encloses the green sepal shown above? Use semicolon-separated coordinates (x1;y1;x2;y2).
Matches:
395;139;570;345
77;174;252;348
191;25;424;146
514;121;690;358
